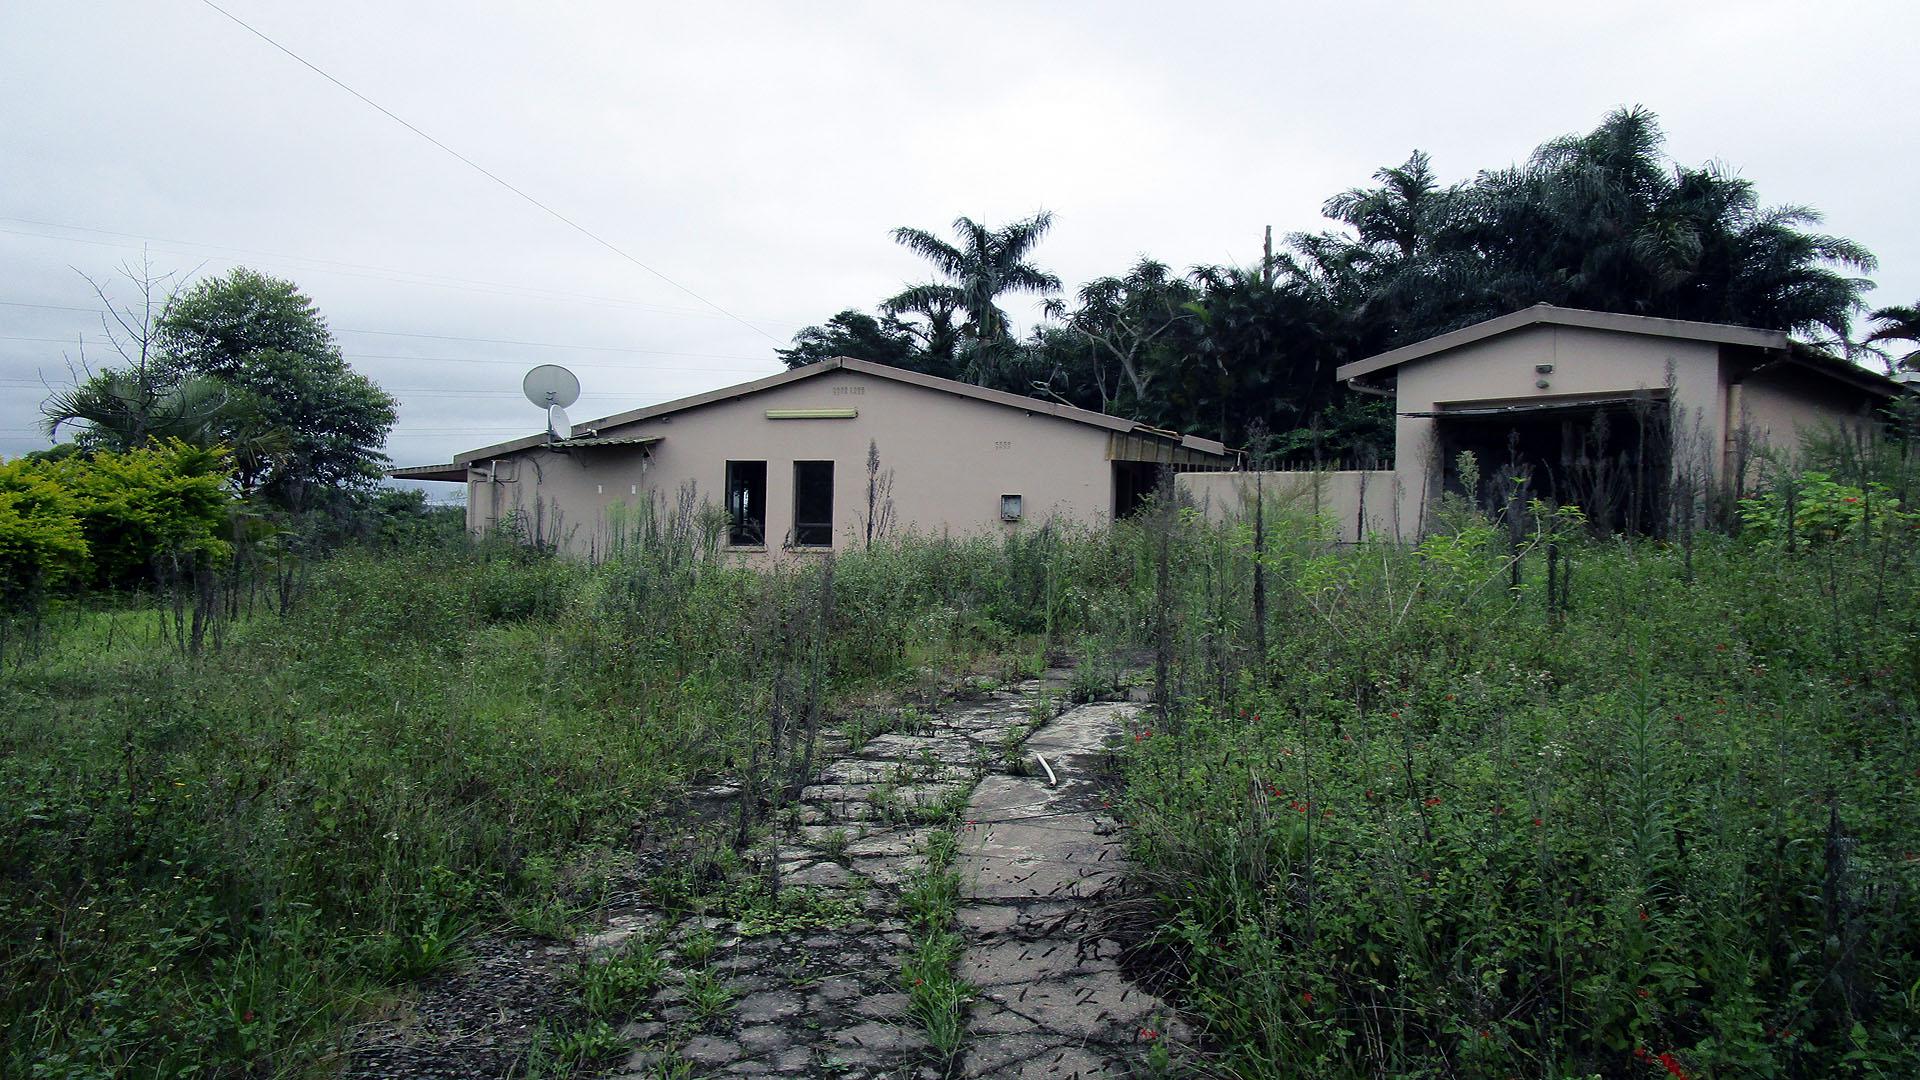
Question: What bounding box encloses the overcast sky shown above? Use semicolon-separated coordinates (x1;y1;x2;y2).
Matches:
3;1;1914;482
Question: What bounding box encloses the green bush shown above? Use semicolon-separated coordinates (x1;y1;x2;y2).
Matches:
1737;469;1918;546
0;458;88;600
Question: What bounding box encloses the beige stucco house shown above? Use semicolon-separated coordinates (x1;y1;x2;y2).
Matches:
394;357;1238;557
1183;304;1905;539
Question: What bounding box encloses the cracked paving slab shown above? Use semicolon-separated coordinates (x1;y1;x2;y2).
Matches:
954;701;1190;1079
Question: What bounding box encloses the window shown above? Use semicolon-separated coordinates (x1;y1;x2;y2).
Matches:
792;460;834;547
1000;494;1023;522
725;460;766;546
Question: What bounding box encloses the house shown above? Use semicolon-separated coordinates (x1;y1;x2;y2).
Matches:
1181;304;1906;539
392;357;1239;556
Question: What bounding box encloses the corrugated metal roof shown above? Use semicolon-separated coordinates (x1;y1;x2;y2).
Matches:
387;463;467;482
548;434;664;449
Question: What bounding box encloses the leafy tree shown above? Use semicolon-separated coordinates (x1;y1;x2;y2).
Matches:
156;268;396;506
885;212;1061;381
777;309;922;370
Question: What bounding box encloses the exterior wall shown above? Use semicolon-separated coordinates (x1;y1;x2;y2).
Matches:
467;367;1120;557
1734;365;1878;469
1179;470;1402;541
1389;324;1725;529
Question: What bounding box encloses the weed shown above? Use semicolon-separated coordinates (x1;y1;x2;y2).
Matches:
899;826;973;1062
684;968;736;1025
677;928;718;965
819;827;851;861
518;1019;628;1077
573;934;668;1017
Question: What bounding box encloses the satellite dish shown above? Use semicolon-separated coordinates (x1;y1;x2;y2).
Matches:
548;404;572;440
523;364;581;409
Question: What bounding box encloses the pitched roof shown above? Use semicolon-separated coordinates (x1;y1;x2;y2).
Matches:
449;356;1235;465
1336;304;1789;383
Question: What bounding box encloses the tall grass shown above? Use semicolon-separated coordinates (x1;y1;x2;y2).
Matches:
0;526;1130;1077
1121;488;1920;1076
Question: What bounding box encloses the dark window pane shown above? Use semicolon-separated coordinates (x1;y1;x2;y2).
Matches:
793;460;834;547
726;460;766;546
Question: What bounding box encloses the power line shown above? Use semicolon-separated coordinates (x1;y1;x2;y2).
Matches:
0;300;779;364
0;221;804;328
195;0;781;344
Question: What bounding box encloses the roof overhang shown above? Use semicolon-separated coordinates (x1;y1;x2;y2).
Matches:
1401;391;1669;420
548;434;664;450
1337;304;1789;383
387;463;467;483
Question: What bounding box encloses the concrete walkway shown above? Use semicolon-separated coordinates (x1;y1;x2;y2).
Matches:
612;685;1053;1079
954;702;1188;1078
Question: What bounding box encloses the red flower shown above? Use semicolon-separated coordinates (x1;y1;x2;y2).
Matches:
1479;1029;1491;1038
1638;907;1649;922
1300;991;1313;1004
1656;1051;1690;1079
1531;817;1543;827
1636;988;1650;999
1389;710;1401;719
242;1010;255;1023
1138;1026;1158;1041
1424;796;1443;807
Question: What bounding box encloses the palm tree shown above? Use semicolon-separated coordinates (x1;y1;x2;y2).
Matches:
878;286;963;376
43;370;237;450
1865;303;1920;370
883;212;1061;381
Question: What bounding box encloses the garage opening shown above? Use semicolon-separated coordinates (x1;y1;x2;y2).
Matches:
1431;395;1671;536
1112;461;1164;519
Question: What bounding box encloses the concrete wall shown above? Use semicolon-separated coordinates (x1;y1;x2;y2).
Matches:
1389;324;1725;529
1178;470;1402;541
466;367;1120;557
1734;364;1879;470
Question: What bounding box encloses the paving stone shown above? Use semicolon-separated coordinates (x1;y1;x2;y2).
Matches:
735;988;808;1024
680;1033;743;1067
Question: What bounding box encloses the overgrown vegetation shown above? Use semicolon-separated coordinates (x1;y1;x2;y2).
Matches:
1119;443;1920;1077
8;408;1920;1077
0;525;1130;1076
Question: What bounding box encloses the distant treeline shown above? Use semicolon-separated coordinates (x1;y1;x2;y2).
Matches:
784;107;1906;459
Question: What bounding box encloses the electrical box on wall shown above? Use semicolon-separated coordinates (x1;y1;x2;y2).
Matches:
1000;494;1023;522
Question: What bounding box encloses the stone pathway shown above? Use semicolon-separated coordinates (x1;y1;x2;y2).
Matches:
954;702;1189;1078
607;680;1069;1079
350;674;1190;1079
